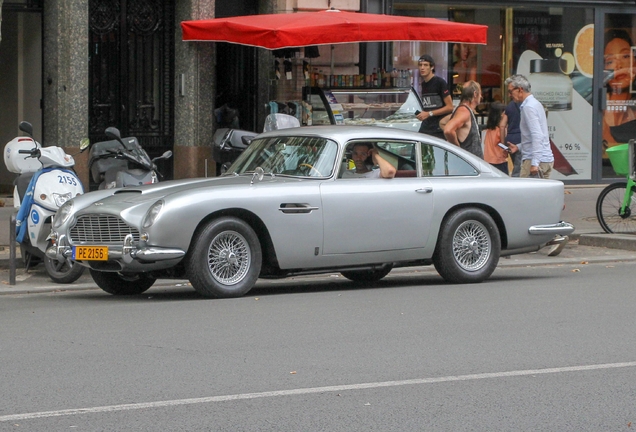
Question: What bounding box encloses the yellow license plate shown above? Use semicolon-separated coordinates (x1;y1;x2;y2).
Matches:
73;246;108;261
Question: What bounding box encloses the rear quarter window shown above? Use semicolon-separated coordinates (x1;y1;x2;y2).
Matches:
421;143;478;177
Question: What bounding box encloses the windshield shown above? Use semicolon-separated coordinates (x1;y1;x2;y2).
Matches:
229;136;339;178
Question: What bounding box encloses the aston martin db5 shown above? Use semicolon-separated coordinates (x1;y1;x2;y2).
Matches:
48;126;574;298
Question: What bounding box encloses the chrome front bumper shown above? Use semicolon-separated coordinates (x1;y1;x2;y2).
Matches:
46;234;186;264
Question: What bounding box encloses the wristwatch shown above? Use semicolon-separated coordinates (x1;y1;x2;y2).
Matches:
428;111;434;118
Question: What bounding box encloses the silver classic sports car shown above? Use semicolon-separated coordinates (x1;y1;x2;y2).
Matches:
48;126;574;298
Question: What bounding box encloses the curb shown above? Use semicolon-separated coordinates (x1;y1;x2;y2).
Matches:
579;233;636;251
0;277;192;296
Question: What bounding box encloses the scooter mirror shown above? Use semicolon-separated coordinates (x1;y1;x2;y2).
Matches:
79;138;90;151
152;150;172;164
104;127;122;142
19;121;33;137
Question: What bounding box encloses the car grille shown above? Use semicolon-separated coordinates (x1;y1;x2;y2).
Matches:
70;215;140;243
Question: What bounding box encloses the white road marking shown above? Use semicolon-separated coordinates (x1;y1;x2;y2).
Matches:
2;361;635;422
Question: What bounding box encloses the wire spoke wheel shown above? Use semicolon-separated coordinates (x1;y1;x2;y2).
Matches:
596;182;636;233
452;220;491;271
433;208;500;284
208;231;251;285
188;217;262;298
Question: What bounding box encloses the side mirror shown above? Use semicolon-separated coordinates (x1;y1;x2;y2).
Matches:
19;121;33;137
251;166;265;183
152;150;172;162
79;138;90;152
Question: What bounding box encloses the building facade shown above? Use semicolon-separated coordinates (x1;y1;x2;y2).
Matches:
2;0;636;192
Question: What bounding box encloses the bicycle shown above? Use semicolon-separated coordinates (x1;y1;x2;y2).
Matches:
595;142;636;233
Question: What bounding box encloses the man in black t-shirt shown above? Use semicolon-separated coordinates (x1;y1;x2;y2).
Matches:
416;54;454;140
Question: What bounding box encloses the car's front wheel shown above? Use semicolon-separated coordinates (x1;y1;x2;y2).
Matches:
90;269;156;295
433;208;500;284
187;217;262;298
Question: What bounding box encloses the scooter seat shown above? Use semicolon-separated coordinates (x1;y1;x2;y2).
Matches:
15;172;34;203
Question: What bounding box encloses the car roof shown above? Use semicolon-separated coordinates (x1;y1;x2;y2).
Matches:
256;125;440;144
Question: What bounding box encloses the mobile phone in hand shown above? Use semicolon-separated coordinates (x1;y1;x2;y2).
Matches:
497;142;510;152
415;110;421;116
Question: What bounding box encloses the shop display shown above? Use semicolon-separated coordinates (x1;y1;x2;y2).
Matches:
308;69;413;89
303;87;423;132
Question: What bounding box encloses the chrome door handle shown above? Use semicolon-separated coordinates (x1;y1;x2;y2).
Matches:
415;187;433;193
279;203;320;214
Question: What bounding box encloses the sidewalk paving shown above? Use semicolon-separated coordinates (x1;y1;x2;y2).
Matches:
2;185;636;295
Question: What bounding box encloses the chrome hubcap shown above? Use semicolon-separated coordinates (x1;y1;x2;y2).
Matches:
452;220;491;271
208;231;251;285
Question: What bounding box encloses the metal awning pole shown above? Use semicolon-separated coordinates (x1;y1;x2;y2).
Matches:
331;45;335;75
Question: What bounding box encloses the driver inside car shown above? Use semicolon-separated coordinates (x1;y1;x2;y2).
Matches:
341;142;396;179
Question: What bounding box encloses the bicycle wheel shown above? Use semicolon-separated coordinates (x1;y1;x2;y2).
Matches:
596;182;636;233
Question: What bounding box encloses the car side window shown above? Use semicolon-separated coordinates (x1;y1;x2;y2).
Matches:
375;141;416;170
339;140;416;179
421;143;478;177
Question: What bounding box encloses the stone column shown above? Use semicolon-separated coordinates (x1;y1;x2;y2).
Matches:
0;0;4;44
174;0;216;179
42;0;90;188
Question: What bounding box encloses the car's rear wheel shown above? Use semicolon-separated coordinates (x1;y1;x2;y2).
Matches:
89;269;156;295
340;265;393;283
44;241;85;284
433;208;500;284
187;217;262;298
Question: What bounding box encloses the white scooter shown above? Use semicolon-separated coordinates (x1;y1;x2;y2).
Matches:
4;121;88;283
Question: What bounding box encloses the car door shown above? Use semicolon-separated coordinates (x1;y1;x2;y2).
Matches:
320;140;434;255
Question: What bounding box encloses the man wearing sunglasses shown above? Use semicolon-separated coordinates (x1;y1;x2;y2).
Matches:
505;74;554;178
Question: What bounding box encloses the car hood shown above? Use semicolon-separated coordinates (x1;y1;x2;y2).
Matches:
97;174;305;204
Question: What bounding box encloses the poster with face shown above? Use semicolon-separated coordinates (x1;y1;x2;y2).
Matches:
602;27;636;161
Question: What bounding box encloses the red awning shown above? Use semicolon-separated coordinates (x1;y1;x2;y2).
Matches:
181;9;487;49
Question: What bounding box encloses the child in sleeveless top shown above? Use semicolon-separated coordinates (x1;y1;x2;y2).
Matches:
483;102;511;175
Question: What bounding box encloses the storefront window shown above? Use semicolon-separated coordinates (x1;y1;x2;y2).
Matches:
510;7;593;180
602;14;636;178
392;4;593;180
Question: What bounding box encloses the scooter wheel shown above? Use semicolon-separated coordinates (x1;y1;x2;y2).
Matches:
44;245;85;284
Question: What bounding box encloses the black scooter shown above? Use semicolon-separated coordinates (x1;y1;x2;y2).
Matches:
212;113;301;175
88;127;172;190
212;128;258;175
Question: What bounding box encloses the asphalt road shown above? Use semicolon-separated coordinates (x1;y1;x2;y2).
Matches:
1;262;635;431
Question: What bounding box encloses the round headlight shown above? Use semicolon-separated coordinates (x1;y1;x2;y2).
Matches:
53;200;74;229
142;200;164;228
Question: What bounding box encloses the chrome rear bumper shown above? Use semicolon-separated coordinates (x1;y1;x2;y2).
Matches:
528;221;575;236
